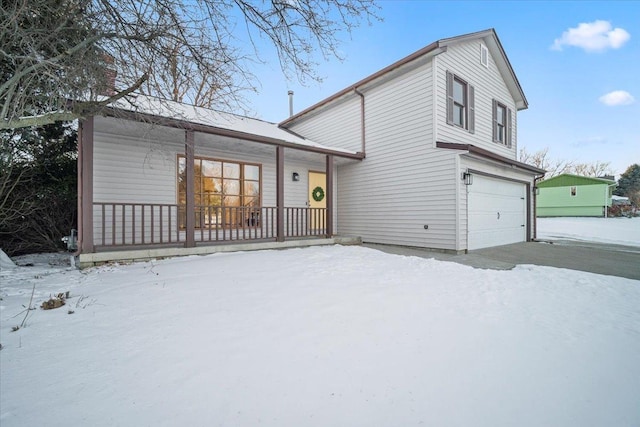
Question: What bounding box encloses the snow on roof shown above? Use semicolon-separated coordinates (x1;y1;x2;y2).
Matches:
108;94;357;155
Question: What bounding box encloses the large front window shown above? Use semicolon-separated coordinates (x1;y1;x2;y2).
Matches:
178;156;261;228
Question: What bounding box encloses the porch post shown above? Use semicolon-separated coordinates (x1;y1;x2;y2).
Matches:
185;130;195;248
78;116;94;253
276;146;285;242
325;154;334;237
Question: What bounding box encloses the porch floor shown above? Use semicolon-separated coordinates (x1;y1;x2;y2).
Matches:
77;236;362;268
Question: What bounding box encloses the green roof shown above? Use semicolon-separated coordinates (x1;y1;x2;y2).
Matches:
537;174;616;188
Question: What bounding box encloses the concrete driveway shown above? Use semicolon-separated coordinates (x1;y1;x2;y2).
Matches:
365;240;640;281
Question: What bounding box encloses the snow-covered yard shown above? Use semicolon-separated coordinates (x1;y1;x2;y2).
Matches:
537;216;640;247
1;220;639;426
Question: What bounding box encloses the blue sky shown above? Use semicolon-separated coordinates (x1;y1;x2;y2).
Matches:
244;1;639;177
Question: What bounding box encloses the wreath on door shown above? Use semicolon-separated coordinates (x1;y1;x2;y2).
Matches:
311;186;325;202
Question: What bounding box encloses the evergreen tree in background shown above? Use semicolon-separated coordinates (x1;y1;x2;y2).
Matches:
615;164;640;206
0;122;77;255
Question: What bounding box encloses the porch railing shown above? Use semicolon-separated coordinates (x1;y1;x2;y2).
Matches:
93;203;327;249
94;202;183;247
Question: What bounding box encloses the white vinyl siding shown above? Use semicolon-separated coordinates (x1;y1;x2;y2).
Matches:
435;40;517;159
292;60;459;250
93;131;178;205
287;96;362;152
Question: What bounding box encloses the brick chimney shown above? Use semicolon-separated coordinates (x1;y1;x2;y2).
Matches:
100;53;117;96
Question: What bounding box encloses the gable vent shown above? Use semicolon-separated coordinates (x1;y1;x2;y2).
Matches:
480;44;489;68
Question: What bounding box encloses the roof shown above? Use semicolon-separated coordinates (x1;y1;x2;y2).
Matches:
280;28;527;127
537;174;616;188
102;93;363;159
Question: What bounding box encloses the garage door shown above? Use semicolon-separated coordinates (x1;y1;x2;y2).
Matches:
468;175;526;250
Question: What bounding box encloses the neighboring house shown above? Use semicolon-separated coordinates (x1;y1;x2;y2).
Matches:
281;28;544;251
536;174;616;217
76;28;544;267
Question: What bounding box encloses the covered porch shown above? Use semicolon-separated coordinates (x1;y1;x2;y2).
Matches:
76;97;363;267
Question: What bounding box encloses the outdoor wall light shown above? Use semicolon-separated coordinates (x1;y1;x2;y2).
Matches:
462;172;473;185
292;172;300;182
534;186;540;195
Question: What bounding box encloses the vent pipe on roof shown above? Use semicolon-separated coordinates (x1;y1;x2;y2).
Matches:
288;90;294;117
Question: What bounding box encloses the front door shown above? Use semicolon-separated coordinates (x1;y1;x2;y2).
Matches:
308;171;326;231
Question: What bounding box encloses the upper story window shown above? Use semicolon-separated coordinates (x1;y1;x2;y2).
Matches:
452;78;466;127
446;71;475;133
492;99;512;147
495;102;506;142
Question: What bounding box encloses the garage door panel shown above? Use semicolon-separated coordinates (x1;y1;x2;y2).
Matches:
468;176;526;250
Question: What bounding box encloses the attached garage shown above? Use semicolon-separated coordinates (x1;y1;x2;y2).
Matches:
468;175;527;250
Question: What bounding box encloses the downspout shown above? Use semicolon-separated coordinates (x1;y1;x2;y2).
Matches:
354;88;366;156
532;174;545;240
605;183;616;218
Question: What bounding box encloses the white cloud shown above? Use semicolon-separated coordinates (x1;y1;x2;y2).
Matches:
599;90;635;106
552;20;630;52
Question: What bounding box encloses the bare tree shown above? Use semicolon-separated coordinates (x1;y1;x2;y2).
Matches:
139;39;251;109
519;147;573;177
572;161;613;178
519;147;613;179
1;0;379;128
0;140;33;227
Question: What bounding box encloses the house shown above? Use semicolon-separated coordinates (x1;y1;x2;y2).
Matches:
280;28;544;251
76;28;544;267
536;174;616;217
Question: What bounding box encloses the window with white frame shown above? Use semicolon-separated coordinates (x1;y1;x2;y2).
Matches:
446;71;475;133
